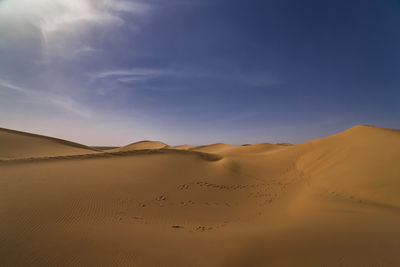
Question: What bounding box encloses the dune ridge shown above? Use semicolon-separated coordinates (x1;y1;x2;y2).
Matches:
0;147;223;165
0;127;98;160
0;127;97;151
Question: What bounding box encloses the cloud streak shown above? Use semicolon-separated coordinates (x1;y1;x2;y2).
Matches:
0;79;29;94
0;78;92;119
95;68;168;79
93;67;280;88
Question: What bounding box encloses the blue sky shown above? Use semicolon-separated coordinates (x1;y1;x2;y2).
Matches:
0;0;399;146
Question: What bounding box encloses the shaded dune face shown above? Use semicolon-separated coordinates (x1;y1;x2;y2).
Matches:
0;125;400;266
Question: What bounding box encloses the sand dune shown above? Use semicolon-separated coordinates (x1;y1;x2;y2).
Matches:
0;127;97;160
171;144;195;150
0;125;399;266
111;140;168;152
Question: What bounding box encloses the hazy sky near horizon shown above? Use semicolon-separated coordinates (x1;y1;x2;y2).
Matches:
0;0;399;146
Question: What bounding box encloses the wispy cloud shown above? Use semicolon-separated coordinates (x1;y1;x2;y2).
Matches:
48;96;92;118
0;78;92;119
73;45;101;55
93;67;280;88
104;1;152;14
0;79;29;94
94;68;172;82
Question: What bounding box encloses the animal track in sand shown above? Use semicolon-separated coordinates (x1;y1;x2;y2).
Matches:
137;177;295;211
156;195;167;201
194;181;268;190
178;200;195;207
177;184;190;190
177;181;269;191
196;226;213;232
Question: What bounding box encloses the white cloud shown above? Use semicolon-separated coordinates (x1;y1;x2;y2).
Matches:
0;0;156;118
0;0;152;58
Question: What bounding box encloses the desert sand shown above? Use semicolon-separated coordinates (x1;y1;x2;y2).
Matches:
0;125;400;266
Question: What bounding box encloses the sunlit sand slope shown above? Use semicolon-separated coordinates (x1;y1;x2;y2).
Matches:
0;127;97;160
0;125;399;266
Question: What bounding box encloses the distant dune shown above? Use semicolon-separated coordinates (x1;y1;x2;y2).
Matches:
190;143;238;153
0;125;399;266
110;140;168;152
171;144;195;150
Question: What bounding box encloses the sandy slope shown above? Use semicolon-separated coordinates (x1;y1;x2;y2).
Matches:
0;128;97;159
0;125;399;266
